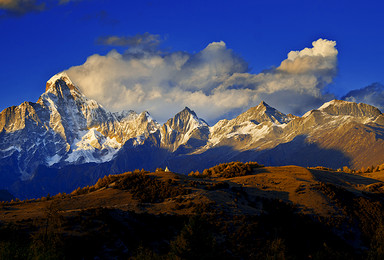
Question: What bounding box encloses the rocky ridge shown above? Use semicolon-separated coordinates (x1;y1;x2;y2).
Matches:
1;72;384;198
0;73;159;179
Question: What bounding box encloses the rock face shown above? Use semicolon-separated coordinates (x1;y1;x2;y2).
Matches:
317;100;382;117
200;99;384;170
0;73;160;180
1;72;384;198
160;107;209;153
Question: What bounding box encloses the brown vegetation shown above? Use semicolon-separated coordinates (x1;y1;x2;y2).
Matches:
339;162;384;174
1;163;384;259
188;161;263;178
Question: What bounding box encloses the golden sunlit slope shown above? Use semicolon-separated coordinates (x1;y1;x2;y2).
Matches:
2;162;384;259
1;162;384;222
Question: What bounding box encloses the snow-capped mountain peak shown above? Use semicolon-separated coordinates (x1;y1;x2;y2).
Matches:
159;107;209;152
207;101;288;149
166;107;208;133
2;72;384;198
234;101;290;125
0;72;162;179
318;99;382;118
47;71;72;85
45;72;80;94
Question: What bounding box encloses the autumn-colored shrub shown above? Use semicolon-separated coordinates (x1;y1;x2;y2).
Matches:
70;186;94;196
308;166;335;171
189;161;263;178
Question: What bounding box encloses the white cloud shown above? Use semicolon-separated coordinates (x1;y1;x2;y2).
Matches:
66;37;338;124
286;39;338;61
342;83;384;112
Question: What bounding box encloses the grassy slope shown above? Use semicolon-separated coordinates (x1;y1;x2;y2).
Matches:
1;164;384;259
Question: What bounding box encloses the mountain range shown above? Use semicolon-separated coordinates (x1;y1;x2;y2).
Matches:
1;72;384;198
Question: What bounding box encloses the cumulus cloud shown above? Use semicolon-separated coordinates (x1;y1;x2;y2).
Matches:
66;37;338;124
342;83;384;112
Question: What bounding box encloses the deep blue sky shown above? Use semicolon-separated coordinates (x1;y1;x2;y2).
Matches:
1;0;383;116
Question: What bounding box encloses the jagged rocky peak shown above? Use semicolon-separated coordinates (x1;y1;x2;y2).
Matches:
46;72;76;91
318;99;382;118
0;101;41;133
43;72;84;102
139;110;153;121
176;107;199;120
235;101;289;124
160;107;210;152
258;100;269;107
137;111;160;130
166;107;208;133
113;110;138;121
